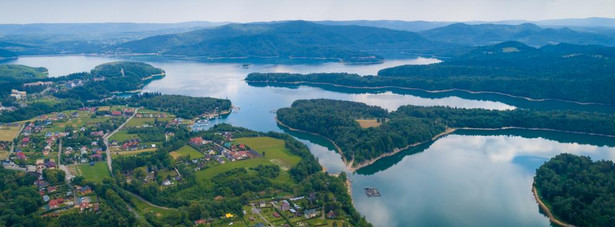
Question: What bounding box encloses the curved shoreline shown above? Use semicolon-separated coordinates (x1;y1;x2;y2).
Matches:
276;116;615;173
532;185;575;227
247;80;610;106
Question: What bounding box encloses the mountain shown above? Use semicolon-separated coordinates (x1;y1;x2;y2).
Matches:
314;20;452;32
420;23;615;46
0;22;225;37
0;48;17;59
117;21;455;63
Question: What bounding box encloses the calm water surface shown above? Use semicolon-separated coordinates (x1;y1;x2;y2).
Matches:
6;55;615;227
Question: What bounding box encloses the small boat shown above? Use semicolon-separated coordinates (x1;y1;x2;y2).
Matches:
364;187;381;197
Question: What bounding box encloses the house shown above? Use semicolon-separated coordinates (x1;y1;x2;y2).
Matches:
34;179;49;188
190;137;205;145
21;137;30;145
80;202;90;211
195;219;207;225
272;212;281;218
304;209;319;219
327;210;336;219
64;147;74;155
47;186;57;193
15;151;27;160
10;89;26;100
281;201;291;211
76;185;92;194
49;198;64;209
162;180;172;186
225;213;234;218
111;111;122;116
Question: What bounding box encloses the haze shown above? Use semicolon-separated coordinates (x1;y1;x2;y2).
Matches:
2;0;615;23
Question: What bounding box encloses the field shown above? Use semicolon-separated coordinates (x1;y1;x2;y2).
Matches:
169;145;204;160
76;162;111;183
195;137;300;182
111;148;156;157
0;124;21;141
108;130;138;142
127;192;179;219
0;151;9;159
355;119;381;128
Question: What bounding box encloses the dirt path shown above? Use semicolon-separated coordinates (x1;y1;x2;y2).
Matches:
104;107;140;174
127;189;173;210
532;186;575;227
251;204;273;226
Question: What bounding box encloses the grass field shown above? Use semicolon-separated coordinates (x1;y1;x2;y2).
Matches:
355;119;381;128
0;124;21;141
128;192;179;219
111;148;156;157
108;130;138;142
76;162;111;183
195;137;300;183
0;151;9;159
169;145;204;160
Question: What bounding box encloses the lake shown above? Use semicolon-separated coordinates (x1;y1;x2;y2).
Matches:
6;55;615;227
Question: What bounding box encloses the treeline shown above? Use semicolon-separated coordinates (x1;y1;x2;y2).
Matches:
247;42;615;104
534;154;615;227
277;99;615;165
90;61;164;79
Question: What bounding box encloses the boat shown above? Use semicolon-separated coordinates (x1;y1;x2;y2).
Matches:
364;187;381;197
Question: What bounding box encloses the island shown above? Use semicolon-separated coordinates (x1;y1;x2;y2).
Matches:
533;153;615;227
276;99;615;170
246;41;615;105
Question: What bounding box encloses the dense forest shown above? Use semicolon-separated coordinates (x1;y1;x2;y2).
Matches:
277;99;615;165
247;42;615;104
125;93;232;119
534;154;615;227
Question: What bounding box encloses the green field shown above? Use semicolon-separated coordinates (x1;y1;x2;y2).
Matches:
0;124;21;141
76;162;111;183
127;192;179;219
170;145;204;160
195;137;300;183
108;130;138;142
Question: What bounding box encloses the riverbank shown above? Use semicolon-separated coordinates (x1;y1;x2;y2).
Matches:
532;185;575;227
247;80;609;106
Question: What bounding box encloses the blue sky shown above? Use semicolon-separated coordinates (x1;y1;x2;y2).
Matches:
1;0;614;23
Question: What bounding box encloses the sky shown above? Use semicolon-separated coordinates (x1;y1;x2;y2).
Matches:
1;0;614;24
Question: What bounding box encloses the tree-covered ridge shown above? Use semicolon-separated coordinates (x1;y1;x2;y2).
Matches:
277;99;615;165
90;61;164;79
0;48;17;59
127;93;232;119
0;64;48;79
247;42;615;105
534;154;615;227
118;20;456;63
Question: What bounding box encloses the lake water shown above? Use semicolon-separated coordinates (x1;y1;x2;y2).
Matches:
5;55;615;227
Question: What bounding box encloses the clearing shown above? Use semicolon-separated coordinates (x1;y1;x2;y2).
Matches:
355;119;381;128
169;145;203;160
76;162;111;183
0;124;21;141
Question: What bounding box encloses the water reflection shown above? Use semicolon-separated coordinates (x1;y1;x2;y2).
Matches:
351;134;615;227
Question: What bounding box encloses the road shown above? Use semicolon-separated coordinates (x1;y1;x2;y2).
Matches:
103;107;140;174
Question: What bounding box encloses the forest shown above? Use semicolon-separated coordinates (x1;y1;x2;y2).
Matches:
277;99;615;165
246;42;615;104
534;154;615;227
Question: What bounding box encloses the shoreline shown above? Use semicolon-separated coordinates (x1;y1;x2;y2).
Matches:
532;185;575;227
247;80;610;106
276;116;615;173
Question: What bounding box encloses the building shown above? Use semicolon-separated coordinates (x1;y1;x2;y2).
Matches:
327;210;336;219
23;81;54;87
304;209;319;219
49;198;64;209
10;89;26;100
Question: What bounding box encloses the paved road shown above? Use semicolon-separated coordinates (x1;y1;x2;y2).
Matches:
103;107;140;174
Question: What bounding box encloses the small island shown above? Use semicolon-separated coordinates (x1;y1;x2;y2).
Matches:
533;154;615;227
276;99;615;170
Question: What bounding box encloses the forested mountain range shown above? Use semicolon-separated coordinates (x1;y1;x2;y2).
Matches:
116;20;455;63
419;23;615;46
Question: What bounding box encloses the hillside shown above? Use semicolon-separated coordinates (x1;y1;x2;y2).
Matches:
118;20;454;63
0;48;17;59
0;64;48;79
420;23;615;46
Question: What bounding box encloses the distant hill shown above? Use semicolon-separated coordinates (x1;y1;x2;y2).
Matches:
0;64;48;79
420;23;615;46
117;21;455;63
314;20;451;32
0;49;17;59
